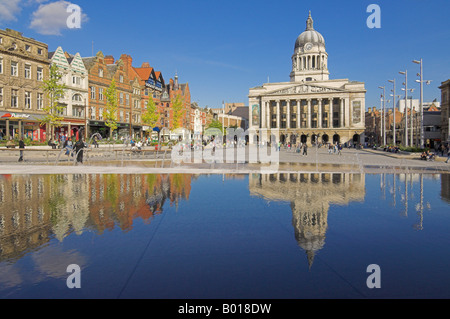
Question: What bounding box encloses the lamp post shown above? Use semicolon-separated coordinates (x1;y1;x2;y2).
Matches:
378;86;386;146
412;59;431;149
399;70;408;146
388;79;396;145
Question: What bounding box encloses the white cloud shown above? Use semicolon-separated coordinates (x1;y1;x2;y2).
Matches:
0;0;22;23
29;0;87;35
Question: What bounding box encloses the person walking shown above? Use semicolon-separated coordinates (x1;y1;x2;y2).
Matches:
302;143;308;156
74;138;85;164
445;146;450;163
18;138;25;162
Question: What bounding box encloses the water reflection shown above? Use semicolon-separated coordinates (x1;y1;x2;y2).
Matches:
0;174;192;262
249;172;365;269
0;172;447;269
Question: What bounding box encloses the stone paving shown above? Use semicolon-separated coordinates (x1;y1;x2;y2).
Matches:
0;144;448;175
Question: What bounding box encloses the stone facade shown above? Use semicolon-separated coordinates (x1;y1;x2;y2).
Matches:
49;46;88;140
249;13;366;146
439;79;450;143
0;28;50;141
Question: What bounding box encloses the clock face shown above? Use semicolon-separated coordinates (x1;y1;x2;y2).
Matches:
304;43;313;51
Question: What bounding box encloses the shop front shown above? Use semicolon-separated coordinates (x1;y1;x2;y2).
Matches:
0;111;47;141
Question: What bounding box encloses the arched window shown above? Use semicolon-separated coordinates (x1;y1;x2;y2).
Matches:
72;93;83;102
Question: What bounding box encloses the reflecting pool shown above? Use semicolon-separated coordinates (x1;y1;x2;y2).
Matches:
0;172;449;299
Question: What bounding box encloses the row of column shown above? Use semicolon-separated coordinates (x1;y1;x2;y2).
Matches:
294;54;327;71
262;98;347;130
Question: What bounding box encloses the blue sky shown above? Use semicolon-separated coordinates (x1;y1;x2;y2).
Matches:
1;0;449;110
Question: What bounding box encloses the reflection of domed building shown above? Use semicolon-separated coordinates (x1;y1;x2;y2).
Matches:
249;172;365;269
249;12;366;147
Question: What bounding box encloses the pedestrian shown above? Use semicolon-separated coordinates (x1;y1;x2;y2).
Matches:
337;143;342;155
302;143;308;156
445;147;450;164
74;138;85;164
18;138;25;162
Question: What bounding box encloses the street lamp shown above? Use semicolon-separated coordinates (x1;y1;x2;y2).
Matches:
378;86;386;146
402;88;415;146
399;71;408;146
412;59;432;149
388;79;396;145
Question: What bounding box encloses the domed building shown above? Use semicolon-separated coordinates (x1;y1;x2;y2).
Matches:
249;12;366;146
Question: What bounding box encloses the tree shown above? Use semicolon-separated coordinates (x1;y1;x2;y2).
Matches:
142;95;160;139
40;63;66;141
207;120;225;133
104;79;118;139
171;93;184;130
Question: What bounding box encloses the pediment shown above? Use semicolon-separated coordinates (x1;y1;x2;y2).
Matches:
266;84;346;96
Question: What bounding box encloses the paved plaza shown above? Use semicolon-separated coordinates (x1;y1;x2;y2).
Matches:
0;144;448;175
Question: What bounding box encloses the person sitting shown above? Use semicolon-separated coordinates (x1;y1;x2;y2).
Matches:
427;151;435;161
420;152;427;160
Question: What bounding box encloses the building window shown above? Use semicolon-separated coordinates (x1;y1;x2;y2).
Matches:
90;86;96;100
0;57;3;74
120;92;123;105
25;44;31;52
72;76;81;85
37;93;43;110
120;111;124;122
72;94;83;103
11;61;18;76
37;48;43;55
0;88;3;106
25;64;31;79
90;107;96;120
119;74;124;83
25;91;32;109
125;112;129;123
134;99;139;109
72;106;83;117
99;108;104;120
37;67;43;81
11;89;18;108
99;88;103;101
98;68;103;77
126;94;129;105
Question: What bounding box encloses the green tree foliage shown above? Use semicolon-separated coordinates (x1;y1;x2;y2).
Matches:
207;120;224;133
171;93;184;130
40;63;67;140
142;95;160;130
104;79;118;139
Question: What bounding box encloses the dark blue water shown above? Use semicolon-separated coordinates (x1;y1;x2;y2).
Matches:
0;172;449;299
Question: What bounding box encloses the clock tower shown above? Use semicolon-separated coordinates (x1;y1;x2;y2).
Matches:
290;12;330;83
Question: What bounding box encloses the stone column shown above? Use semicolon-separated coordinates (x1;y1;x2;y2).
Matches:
345;97;351;129
340;98;344;128
329;98;334;128
261;100;266;128
297;99;301;128
276;100;280;129
286;100;291;129
18;120;22;139
307;99;311;128
6;120;9;140
318;99;322;128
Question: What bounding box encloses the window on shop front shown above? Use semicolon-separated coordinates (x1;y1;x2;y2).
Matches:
37;93;43;110
25;65;31;79
25;91;32;109
37;67;43;81
11;61;18;76
11;89;18;107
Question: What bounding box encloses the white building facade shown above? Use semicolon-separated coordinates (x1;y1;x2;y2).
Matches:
249;12;366;146
49;46;88;139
